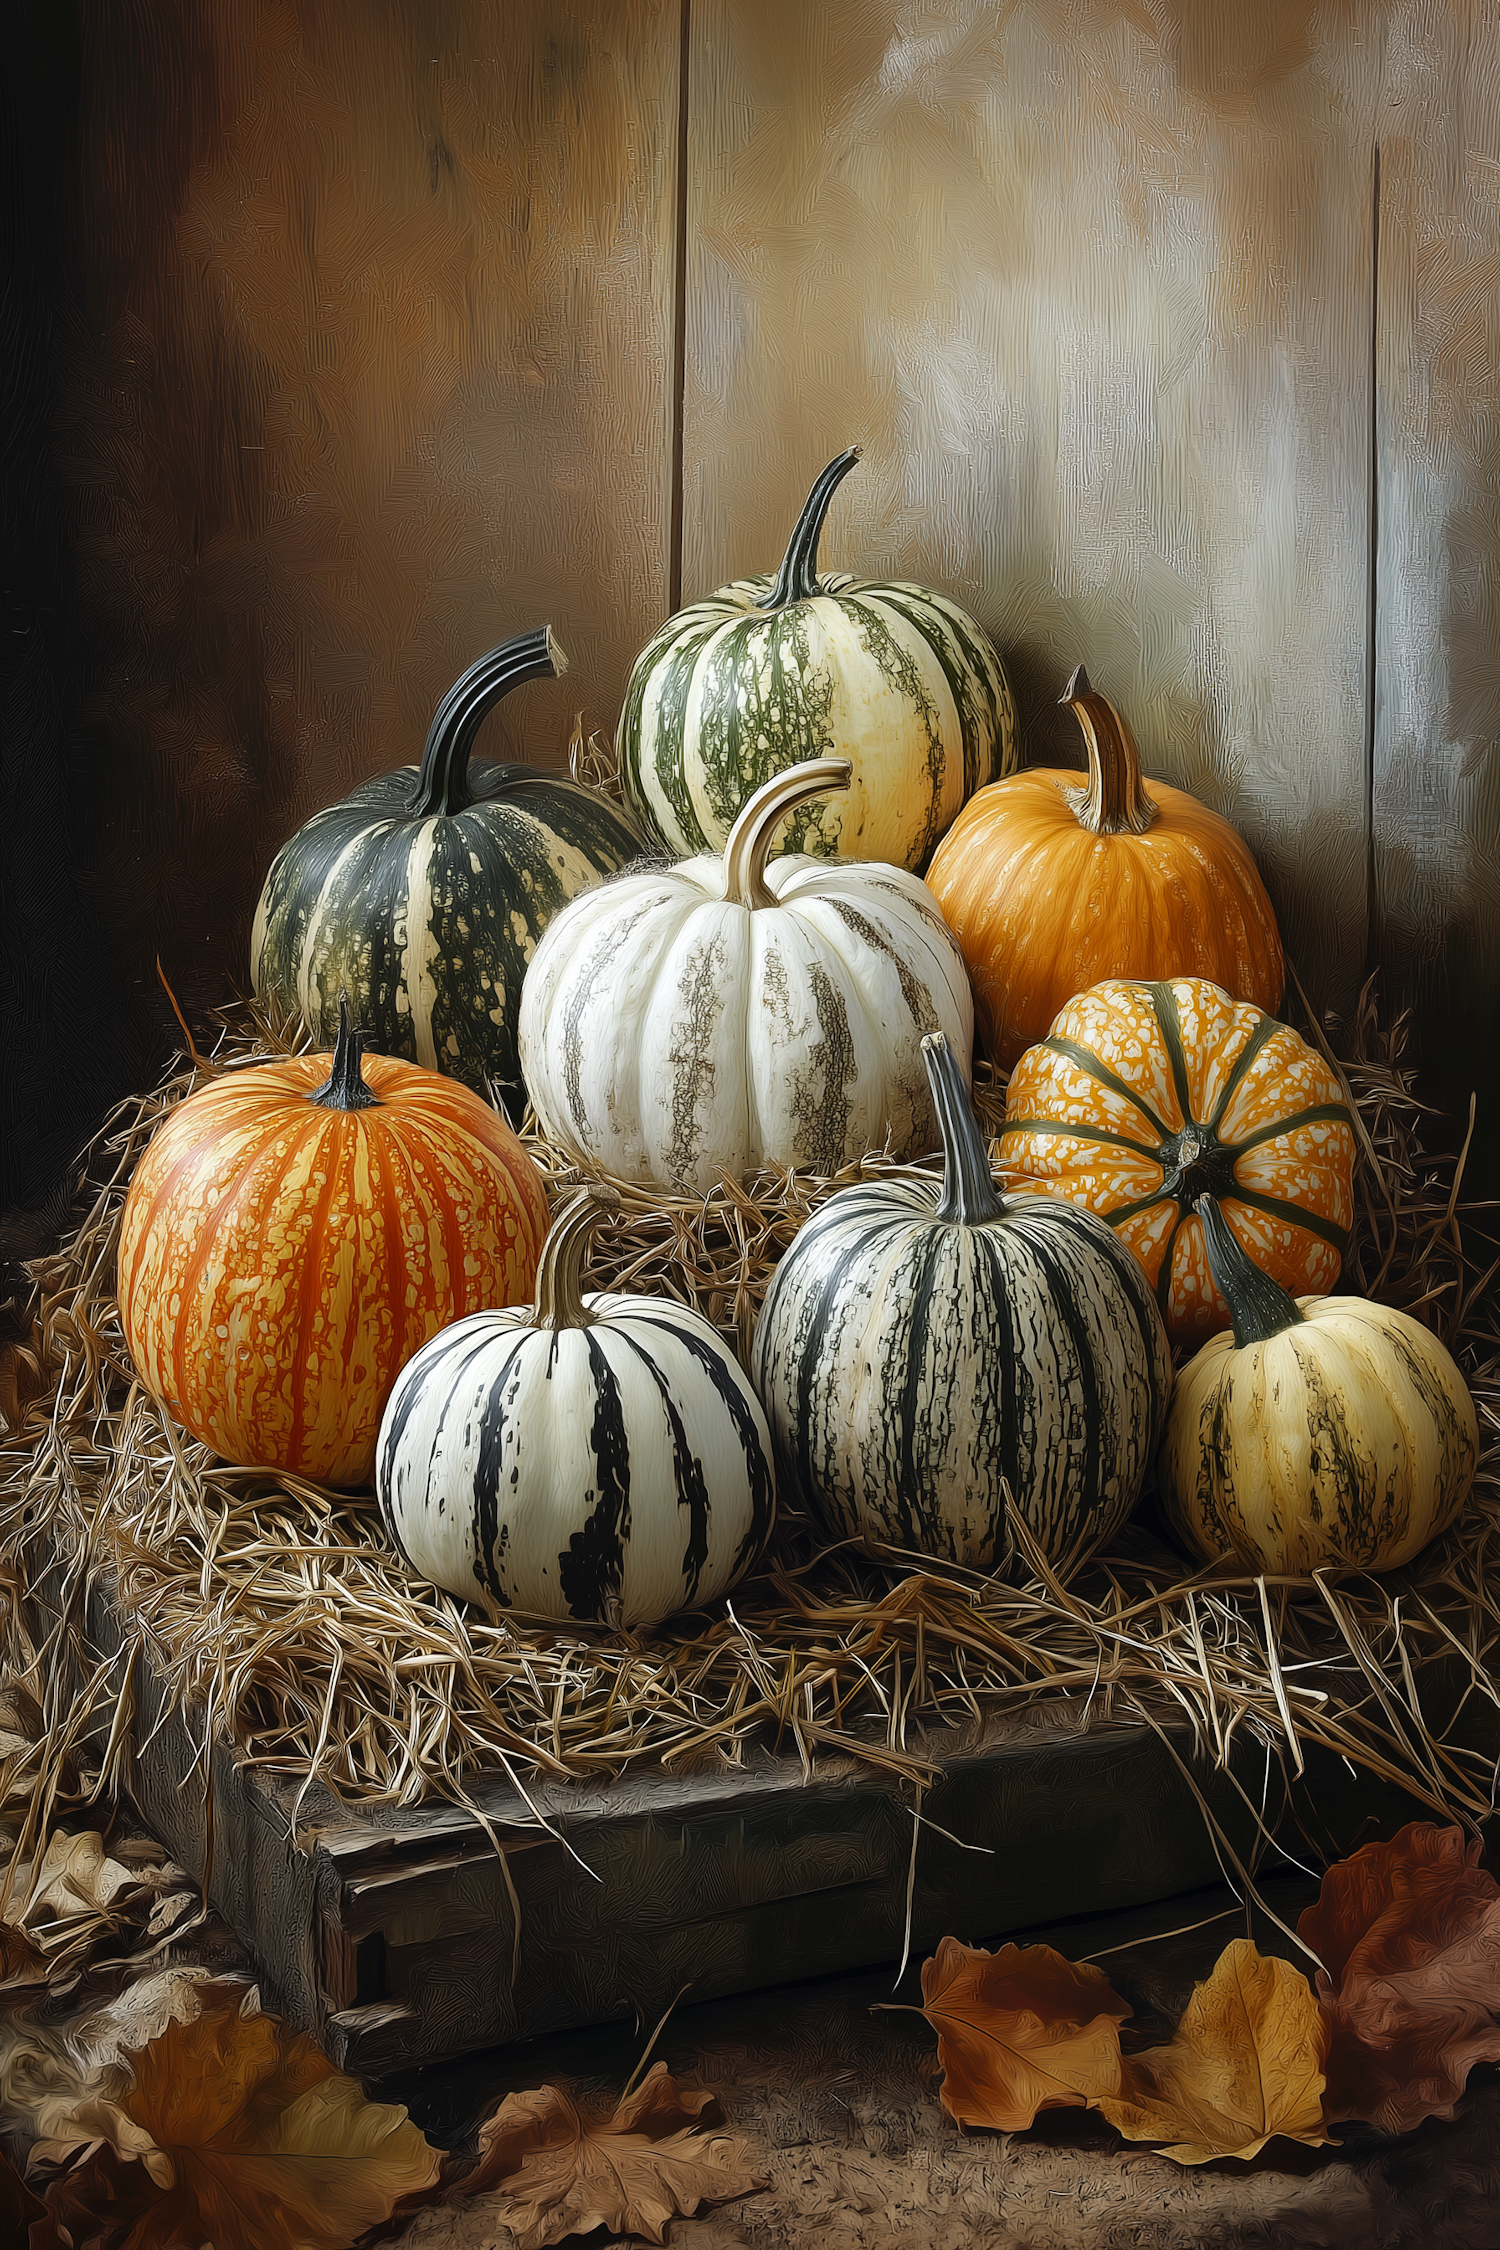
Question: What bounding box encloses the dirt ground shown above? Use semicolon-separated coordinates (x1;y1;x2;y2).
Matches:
367;1881;1500;2250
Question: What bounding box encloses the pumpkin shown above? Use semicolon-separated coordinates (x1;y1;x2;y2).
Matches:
376;1186;776;1627
518;756;975;1192
616;447;1018;873
1158;1197;1478;1574
750;1030;1172;1572
924;666;1284;1068
118;999;549;1488
250;626;643;1115
999;978;1355;1347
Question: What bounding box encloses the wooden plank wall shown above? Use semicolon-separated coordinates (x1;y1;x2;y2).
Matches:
5;0;1500;1224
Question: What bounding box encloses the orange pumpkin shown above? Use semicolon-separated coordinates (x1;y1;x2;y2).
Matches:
924;667;1284;1069
118;1003;549;1486
998;978;1355;1346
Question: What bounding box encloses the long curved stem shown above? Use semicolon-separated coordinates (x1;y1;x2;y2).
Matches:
1058;665;1157;837
532;1185;621;1332
720;757;852;909
1195;1193;1304;1347
925;1033;1006;1226
761;448;862;610
407;625;568;817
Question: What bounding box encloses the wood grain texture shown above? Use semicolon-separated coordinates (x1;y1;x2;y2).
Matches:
683;0;1382;1029
55;0;680;1027
1373;2;1500;1161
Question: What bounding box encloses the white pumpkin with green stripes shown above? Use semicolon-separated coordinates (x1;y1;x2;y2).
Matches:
376;1188;776;1628
250;627;643;1115
617;448;1018;872
517;757;975;1193
750;1031;1173;1573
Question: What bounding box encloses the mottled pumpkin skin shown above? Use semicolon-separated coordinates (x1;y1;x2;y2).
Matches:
999;979;1355;1346
1159;1297;1479;1574
925;766;1283;1068
118;1052;549;1487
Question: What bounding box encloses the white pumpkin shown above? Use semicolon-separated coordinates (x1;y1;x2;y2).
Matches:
375;1188;776;1628
517;757;975;1191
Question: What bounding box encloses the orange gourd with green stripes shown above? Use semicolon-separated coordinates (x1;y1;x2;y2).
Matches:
118;1002;549;1487
998;978;1356;1347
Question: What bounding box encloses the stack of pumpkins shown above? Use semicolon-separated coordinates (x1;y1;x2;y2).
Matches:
117;451;1479;1636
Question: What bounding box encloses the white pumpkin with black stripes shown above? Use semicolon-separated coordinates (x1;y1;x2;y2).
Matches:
251;627;642;1116
376;1187;776;1628
617;447;1018;873
750;1031;1173;1573
518;757;975;1192
1158;1196;1478;1576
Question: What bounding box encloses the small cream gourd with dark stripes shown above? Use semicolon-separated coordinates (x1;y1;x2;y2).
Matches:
518;756;975;1192
1158;1196;1478;1575
375;1188;776;1628
617;447;1018;872
750;1031;1173;1571
251;627;642;1112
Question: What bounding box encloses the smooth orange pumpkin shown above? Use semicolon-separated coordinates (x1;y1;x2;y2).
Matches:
118;1003;549;1486
924;667;1285;1069
998;977;1355;1346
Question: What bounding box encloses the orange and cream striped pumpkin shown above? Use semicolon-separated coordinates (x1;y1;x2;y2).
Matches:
998;978;1356;1347
118;1005;549;1487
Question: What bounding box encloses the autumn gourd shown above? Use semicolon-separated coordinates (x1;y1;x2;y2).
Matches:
1158;1197;1478;1575
999;978;1355;1347
925;666;1284;1068
750;1030;1172;1572
376;1187;776;1627
518;756;975;1192
118;1001;549;1487
617;448;1017;873
251;627;642;1112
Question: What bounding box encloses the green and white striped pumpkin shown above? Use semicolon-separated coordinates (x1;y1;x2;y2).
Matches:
250;627;643;1113
375;1188;776;1628
616;448;1018;872
751;1031;1173;1572
518;757;975;1192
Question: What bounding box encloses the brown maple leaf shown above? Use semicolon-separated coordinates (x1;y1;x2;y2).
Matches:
1298;1820;1500;2133
1095;1938;1330;2165
916;1935;1132;2130
452;2061;765;2249
39;1981;442;2250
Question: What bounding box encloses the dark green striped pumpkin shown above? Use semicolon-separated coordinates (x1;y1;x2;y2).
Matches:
250;628;643;1113
617;448;1018;872
750;1031;1172;1574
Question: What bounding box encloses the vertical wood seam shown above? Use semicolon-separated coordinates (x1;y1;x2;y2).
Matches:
1364;140;1382;992
667;0;691;615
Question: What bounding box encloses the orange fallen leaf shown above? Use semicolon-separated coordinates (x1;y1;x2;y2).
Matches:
453;2062;764;2249
1095;1938;1330;2165
1298;1820;1500;2133
917;1935;1131;2129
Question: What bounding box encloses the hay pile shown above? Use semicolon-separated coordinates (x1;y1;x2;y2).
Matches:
1;982;1497;1854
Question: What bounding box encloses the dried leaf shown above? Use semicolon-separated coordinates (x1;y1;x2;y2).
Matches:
0;1921;50;1993
1299;1820;1500;2133
456;2063;764;2250
0;2143;52;2246
917;1936;1131;2129
1095;1939;1330;2165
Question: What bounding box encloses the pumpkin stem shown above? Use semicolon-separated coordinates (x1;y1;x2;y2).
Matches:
720;756;853;909
761;447;862;609
924;1032;1006;1226
1194;1194;1305;1347
310;991;381;1110
533;1184;622;1333
407;625;568;817
1058;666;1158;837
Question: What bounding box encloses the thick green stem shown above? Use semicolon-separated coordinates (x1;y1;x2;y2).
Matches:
762;448;862;609
532;1185;621;1332
720;757;852;909
1195;1194;1304;1347
1059;665;1158;836
310;992;380;1110
925;1033;1006;1226
406;625;567;817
